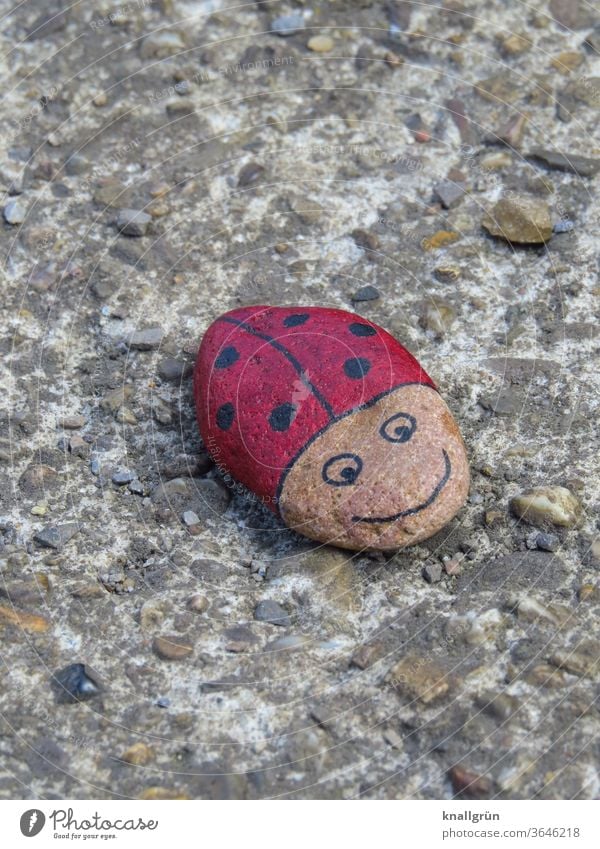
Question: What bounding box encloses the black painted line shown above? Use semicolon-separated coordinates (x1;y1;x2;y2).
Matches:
219;315;335;420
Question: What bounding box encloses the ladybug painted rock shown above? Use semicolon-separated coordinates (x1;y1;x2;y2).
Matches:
194;305;469;551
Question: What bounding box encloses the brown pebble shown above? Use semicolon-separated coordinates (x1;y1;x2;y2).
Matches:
187;594;209;613
443;556;463;576
59;415;86;429
388;653;450;704
152;634;193;660
482;196;552;244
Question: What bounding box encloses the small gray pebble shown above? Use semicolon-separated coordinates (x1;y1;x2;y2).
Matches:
182;510;200;526
3;198;27;225
128;326;163;350
352;285;380;302
271;13;304;36
157;357;193;382
433;180;464;209
34;523;80;550
553;220;575;234
128;479;145;496
536;532;559;552
112;469;135;485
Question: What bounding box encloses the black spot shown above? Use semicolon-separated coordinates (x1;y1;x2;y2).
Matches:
216;402;235;431
283;313;309;327
269;402;296;432
349;322;376;337
344;357;371;379
215;346;239;369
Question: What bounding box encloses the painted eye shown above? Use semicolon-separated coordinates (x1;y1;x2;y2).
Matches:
380;412;417;443
322;453;363;487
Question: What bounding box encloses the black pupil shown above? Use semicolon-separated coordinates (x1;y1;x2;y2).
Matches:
341;467;355;480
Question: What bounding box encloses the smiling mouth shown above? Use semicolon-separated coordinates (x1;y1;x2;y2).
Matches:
352;449;452;524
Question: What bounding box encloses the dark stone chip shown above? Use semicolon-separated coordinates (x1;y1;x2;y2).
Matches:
349;322;376;337
269;402;296;431
216;402;235;431
344;357;371;379
215;346;239;369
283;313;310;327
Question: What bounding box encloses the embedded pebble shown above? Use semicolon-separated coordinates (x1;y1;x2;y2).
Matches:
422;563;443;583
112;469;135;485
115;208;151;237
449;765;494;799
52;663;101;703
529;147;600;177
194;306;469;551
254;600;291;627
59;415;86;429
157;358;193;382
128;327;163;350
122;743;155;765
152;635;193;661
0;604;50;633
187;594;209;613
433;180;464;209
307;35;334;52
482;196;552;244
351;285;380;302
554;219;575;234
510;486;582;528
34;523;80;550
3;198;27;224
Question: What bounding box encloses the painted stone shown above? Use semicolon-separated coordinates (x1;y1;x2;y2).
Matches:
194;306;469;551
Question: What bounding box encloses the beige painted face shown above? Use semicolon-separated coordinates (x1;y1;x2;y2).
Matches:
279;384;470;551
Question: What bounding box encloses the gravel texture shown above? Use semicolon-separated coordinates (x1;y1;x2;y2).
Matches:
0;0;599;801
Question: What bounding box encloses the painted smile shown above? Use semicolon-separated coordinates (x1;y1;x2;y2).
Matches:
352;449;452;524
